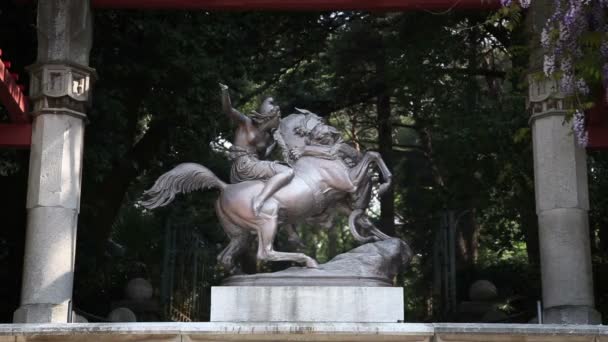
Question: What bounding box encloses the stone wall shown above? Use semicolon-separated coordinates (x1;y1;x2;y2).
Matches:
0;323;607;341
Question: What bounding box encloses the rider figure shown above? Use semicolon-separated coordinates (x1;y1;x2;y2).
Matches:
220;84;294;216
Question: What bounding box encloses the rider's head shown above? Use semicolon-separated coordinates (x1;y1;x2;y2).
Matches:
251;97;281;129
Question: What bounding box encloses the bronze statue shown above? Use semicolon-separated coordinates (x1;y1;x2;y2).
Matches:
142;87;392;273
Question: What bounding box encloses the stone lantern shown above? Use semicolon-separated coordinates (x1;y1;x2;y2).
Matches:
27;62;96;115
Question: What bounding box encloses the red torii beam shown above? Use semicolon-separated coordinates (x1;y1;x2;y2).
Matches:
0;51;31;149
0;55;28;123
587;95;608;150
0;123;31;148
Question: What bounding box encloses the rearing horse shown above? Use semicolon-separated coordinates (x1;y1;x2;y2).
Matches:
141;151;391;273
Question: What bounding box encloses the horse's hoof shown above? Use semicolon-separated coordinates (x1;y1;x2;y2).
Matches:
378;183;390;196
306;260;320;268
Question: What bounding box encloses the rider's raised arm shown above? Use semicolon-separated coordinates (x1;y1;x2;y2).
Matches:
256;115;280;133
220;83;249;124
264;140;277;159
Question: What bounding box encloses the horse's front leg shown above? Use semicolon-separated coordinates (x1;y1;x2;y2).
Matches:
256;212;319;268
356;213;392;241
348;209;377;243
349;151;392;196
348;152;376;188
367;151;392;196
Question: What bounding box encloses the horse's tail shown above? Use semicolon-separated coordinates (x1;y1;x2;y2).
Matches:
141;163;227;209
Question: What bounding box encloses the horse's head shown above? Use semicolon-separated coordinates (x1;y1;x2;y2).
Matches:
308;123;342;146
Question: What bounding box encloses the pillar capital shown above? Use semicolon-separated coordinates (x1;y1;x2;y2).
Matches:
528;76;569;122
30;0;96;118
27;61;96;115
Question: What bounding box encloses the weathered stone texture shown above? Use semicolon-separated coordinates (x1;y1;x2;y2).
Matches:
538;208;595;309
12;303;70;324
26;114;84;210
20;207;77;305
36;0;93;64
15;0;92;323
1;323;608;342
210;286;404;322
531;113;589;213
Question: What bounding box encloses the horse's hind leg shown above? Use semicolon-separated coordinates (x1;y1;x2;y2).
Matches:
216;200;251;274
256;214;319;268
218;232;252;274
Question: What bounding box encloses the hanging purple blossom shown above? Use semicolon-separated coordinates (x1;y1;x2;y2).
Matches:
541;28;551;50
576;78;590;95
501;0;608;148
508;1;606;97
572;110;589;147
560;72;575;94
543;54;556;76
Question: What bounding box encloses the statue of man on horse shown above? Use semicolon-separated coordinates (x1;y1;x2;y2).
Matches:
142;85;394;274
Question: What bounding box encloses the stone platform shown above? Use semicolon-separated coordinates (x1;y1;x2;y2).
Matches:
1;323;608;341
210;286;404;322
210;239;410;323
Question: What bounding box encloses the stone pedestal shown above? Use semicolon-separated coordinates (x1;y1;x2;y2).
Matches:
210;286;404;322
210;239;409;323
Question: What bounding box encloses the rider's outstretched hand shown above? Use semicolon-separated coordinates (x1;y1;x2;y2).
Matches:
289;147;303;160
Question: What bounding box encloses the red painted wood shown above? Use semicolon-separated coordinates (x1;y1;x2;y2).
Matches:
587;93;608;150
0;123;31;148
0;59;29;123
588;126;608;149
89;0;501;10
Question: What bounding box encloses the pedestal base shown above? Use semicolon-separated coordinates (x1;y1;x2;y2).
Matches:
210;286;404;323
13;303;69;323
543;305;601;324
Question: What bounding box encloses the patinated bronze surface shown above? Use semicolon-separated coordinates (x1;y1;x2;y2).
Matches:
142;85;394;273
222;238;412;286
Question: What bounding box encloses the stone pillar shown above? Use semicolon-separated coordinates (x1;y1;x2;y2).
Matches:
528;78;600;324
13;0;94;323
527;1;600;325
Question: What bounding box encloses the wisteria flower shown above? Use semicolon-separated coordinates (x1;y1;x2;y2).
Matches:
572;110;589;147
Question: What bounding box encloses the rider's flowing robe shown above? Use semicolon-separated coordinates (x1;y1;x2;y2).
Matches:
228;145;280;184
